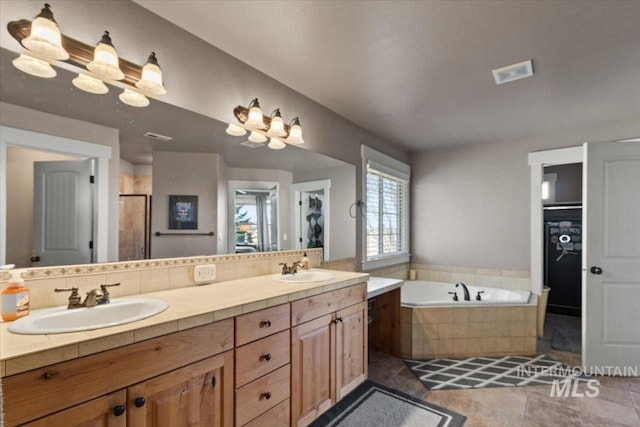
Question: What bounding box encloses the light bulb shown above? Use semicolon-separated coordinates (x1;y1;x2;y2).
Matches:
72;73;108;94
119;89;149;107
244;98;266;130
135;52;167;96
22;4;69;60
285;117;304;144
12;53;56;78
87;31;125;81
248;131;267;143
225;123;247;136
267;109;287;137
268;137;286;150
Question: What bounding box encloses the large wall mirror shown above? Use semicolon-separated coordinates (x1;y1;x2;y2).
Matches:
0;47;356;268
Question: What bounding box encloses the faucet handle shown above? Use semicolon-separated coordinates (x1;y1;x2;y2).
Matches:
448;291;459;301
55;287;81;307
475;291;485;301
99;282;120;304
55;287;79;293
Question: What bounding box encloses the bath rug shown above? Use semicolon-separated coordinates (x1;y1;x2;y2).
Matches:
309;380;466;427
551;329;581;353
406;354;587;391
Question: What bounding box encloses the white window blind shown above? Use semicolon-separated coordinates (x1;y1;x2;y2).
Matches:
365;164;409;260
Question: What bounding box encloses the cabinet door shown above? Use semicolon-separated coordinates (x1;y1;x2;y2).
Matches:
335;302;367;400
291;314;335;427
127;351;234;427
22;390;126;427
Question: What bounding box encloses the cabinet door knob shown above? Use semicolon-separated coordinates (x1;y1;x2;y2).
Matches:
262;320;272;328
212;375;216;387
113;405;126;417
263;353;272;361
590;266;603;275
134;397;146;408
263;391;272;400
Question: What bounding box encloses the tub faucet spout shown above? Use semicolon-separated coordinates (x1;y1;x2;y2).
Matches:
455;282;470;301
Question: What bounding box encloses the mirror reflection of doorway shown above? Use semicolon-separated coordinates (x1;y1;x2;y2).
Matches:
234;188;278;253
118;194;150;261
293;179;330;260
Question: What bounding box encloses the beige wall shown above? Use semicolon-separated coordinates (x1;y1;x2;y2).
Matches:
151;152;219;258
411;116;640;272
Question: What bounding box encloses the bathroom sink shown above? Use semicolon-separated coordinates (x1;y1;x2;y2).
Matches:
272;271;336;283
8;297;168;335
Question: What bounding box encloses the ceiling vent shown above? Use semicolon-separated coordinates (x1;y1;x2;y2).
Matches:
241;140;265;148
492;59;533;85
143;132;172;141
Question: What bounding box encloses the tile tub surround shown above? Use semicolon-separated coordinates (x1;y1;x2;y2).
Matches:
402;305;538;359
0;267;368;377
0;249;323;311
409;264;531;292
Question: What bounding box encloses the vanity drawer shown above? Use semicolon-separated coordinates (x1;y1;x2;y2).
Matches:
236;330;290;387
292;283;367;326
236;303;290;346
235;364;290;426
243;399;290;427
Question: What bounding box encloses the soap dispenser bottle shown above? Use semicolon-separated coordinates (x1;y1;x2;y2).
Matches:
2;269;30;321
301;252;310;270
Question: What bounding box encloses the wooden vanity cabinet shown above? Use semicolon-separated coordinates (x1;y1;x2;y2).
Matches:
290;284;367;427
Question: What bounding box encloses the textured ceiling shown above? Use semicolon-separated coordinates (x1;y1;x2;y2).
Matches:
135;0;640;151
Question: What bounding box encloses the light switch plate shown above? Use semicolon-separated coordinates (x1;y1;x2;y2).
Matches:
194;264;216;285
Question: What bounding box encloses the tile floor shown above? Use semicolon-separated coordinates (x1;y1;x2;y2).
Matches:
368;314;640;427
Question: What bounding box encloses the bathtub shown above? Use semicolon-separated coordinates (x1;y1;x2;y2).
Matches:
401;280;531;307
400;281;538;359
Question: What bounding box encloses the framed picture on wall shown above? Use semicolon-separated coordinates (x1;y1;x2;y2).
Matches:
169;195;198;229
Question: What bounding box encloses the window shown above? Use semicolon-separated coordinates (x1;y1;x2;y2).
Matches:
362;146;410;270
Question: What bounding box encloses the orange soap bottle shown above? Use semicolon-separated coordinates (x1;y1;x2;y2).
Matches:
2;270;30;321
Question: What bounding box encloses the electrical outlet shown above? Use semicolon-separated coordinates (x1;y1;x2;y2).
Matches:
194;264;216;285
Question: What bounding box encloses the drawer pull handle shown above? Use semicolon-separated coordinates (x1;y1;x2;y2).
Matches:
261;320;272;328
263;353;272;361
43;372;58;380
212;376;216;387
134;397;146;408
263;391;272;400
113;405;126;417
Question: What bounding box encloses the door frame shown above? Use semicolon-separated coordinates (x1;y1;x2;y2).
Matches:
0;126;111;264
528;146;583;296
292;179;331;261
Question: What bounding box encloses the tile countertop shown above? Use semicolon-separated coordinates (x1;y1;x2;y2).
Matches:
367;277;404;299
0;269;369;377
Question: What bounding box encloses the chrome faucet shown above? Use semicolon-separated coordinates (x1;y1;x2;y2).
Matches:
455;282;470;301
55;282;120;309
279;261;302;275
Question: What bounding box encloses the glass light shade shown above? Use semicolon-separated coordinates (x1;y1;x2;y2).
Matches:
225;123;247;136
23;13;69;60
268;137;286;150
245;105;266;130
267;115;287;137
87;32;125;81
248;131;267;143
12;53;56;78
72;73;108;94
286;122;304;144
119;89;149;107
135;52;167;96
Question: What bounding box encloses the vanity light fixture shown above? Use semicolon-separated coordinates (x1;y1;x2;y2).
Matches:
6;3;168;107
226;98;305;150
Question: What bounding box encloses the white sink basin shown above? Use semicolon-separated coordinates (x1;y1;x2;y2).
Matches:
272;271;336;283
8;297;168;335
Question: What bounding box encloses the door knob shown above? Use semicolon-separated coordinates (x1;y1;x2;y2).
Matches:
30;255;40;263
590;266;603;275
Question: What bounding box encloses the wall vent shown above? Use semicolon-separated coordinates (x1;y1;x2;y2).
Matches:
241;140;265;148
492;59;533;85
143;132;173;141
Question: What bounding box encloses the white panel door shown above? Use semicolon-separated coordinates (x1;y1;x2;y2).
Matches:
33;160;93;266
583;141;640;369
